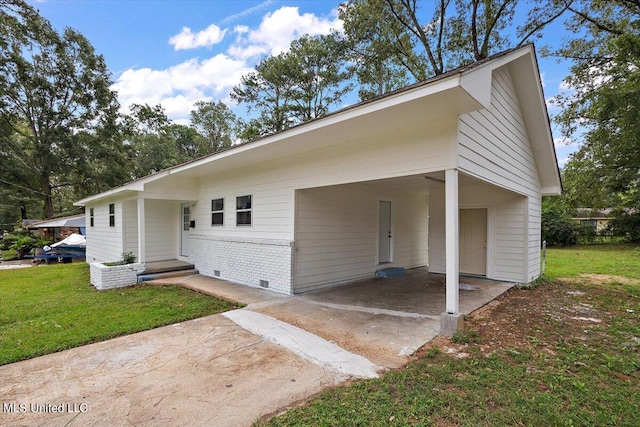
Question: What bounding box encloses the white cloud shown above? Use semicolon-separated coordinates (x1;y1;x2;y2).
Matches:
220;0;275;25
169;24;227;50
113;6;344;122
554;137;576;147
112;54;252;120
229;6;342;59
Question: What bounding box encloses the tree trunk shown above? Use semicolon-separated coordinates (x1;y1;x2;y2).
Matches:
40;174;54;219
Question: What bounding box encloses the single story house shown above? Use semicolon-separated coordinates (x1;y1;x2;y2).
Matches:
27;213;86;241
75;45;561;330
572;208;613;234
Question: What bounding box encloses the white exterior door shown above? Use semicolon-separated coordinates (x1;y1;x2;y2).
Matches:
460;208;487;275
180;203;190;257
378;201;392;263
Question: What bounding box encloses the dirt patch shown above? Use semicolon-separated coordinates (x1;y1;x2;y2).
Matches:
416;279;637;359
560;273;640;286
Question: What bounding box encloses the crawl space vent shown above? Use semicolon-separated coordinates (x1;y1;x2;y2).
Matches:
214;270;220;277
259;280;269;288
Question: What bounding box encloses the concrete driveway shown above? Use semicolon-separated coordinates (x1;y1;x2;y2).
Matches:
0;269;513;426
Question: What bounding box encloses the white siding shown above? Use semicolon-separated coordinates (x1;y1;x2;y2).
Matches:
428;183;528;282
528;196;542;281
191;120;456;242
123;200;138;260
458;67;541;198
85;201;123;263
455;66;543;282
294;183;428;293
144;200;179;262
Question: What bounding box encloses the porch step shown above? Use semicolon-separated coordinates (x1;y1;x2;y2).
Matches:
137;269;199;283
140;260;195;275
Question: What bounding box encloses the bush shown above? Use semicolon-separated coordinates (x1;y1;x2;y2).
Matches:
542;209;578;247
1;229;50;259
606;212;640;242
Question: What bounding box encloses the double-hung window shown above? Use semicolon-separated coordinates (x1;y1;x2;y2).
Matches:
236;195;252;226
90;208;94;227
211;198;224;226
108;204;115;227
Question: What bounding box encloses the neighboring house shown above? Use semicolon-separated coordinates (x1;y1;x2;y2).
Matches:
27;214;86;241
572;208;613;234
75;45;561;325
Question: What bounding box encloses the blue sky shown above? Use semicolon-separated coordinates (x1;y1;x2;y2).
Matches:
29;0;578;165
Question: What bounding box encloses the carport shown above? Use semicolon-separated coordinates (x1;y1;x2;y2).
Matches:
293;169;530;335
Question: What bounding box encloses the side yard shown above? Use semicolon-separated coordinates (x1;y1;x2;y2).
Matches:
0;263;239;365
260;244;640;426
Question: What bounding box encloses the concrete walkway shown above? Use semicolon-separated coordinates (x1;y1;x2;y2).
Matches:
0;314;353;427
0;270;513;426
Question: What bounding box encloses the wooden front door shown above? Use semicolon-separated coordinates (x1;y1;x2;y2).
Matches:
460;208;487;275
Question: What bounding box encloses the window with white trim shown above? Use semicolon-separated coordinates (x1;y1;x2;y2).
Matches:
236;195;252;226
90;208;94;227
211;198;224;226
109;204;115;227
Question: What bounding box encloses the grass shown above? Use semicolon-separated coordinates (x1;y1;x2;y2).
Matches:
259;244;640;427
0;263;239;365
544;243;640;280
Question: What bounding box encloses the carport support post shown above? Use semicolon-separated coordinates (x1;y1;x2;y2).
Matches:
441;169;463;336
137;198;145;264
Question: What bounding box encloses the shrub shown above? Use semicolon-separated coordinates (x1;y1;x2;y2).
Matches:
542;209;578;247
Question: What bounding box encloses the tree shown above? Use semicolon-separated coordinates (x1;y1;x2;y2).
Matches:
124;104;179;177
555;0;640;221
231;53;296;136
168;123;208;160
287;34;353;122
0;0;122;218
340;0;573;83
232;33;351;136
339;0;413;100
190;100;240;153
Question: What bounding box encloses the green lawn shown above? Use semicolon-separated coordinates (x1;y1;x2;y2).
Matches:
260;244;640;426
545;243;640;280
0;263;238;365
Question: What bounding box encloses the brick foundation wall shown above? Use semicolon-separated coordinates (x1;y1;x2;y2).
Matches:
189;235;294;294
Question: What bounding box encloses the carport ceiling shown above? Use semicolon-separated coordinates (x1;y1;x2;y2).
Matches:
361;172;496;195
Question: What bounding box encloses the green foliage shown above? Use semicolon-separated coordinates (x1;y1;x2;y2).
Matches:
451;328;482;344
555;1;640;218
606;212;640;242
103;252;135;266
339;0;412;100
0;263;238;365
121;251;136;264
339;0;572;86
0;227;49;258
0;0;123;218
124;103;211;177
232;33;351;136
190;100;241;153
542;198;578;247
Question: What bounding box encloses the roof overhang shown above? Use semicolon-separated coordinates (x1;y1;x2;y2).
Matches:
75;45;561;206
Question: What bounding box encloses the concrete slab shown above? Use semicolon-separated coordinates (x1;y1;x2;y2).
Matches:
0;315;348;427
223;310;382;379
148;274;290;306
249;269;514;367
